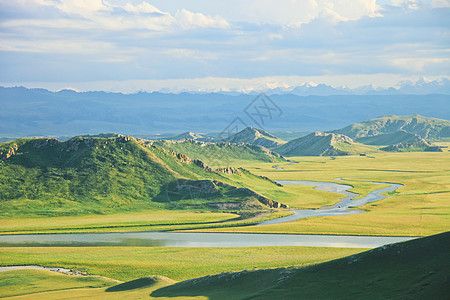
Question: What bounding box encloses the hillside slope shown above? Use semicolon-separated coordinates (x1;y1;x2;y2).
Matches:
0;137;285;217
225;127;286;148
356;130;425;145
273;132;376;156
333;114;450;140
152;231;450;299
149;139;285;166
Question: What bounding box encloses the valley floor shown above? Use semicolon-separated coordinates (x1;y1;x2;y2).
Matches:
1;149;449;299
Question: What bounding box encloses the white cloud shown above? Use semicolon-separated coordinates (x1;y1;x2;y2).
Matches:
123;2;164;14
175;9;230;29
0;0;448;87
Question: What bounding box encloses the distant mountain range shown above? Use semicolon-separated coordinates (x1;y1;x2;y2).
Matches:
264;78;450;96
1;86;449;137
159;115;450;156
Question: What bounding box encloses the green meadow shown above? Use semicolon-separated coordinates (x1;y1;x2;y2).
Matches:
0;246;363;297
1;232;448;299
1;145;448;236
0;140;448;299
199;146;450;237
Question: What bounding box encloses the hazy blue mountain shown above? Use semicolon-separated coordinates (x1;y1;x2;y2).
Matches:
272;132;376;156
332;115;450;140
164;132;216;142
1;86;449;137
224;127;286;147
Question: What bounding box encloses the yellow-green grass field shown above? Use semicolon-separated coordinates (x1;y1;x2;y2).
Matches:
0;270;176;299
1;149;448;236
0;246;364;298
197;148;450;237
0;210;294;235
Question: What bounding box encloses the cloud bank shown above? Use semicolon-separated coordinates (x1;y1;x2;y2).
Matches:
0;0;448;91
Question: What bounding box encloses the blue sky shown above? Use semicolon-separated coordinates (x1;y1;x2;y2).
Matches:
0;0;448;92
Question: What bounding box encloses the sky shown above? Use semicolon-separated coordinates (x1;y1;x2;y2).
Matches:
0;0;449;93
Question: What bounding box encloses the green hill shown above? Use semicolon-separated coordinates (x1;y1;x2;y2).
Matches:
152;231;450;299
273;132;377;156
149;139;285;166
357;130;424;145
333;114;450;140
0;137;285;217
225;127;286;148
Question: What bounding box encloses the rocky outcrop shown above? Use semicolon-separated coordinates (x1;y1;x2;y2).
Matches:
192;159;214;172
0;144;18;159
215;167;241;175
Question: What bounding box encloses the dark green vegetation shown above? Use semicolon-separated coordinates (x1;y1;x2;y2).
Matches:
224;127;286;147
273;132;376;156
152;231;450;299
149;139;285;166
333;114;450;141
0;136;285;218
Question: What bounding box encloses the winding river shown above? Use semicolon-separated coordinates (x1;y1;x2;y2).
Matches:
0;180;413;249
259;180;403;225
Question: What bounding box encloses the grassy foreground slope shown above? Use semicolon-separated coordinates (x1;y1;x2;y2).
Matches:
152;231;450;299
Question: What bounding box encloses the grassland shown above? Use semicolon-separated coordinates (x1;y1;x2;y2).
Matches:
1;141;448;236
197;146;450;236
1;232;447;299
0;269;117;298
152;231;450;299
0;210;293;235
0;246;363;283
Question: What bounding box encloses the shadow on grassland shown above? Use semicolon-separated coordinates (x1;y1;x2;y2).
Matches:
151;231;450;300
